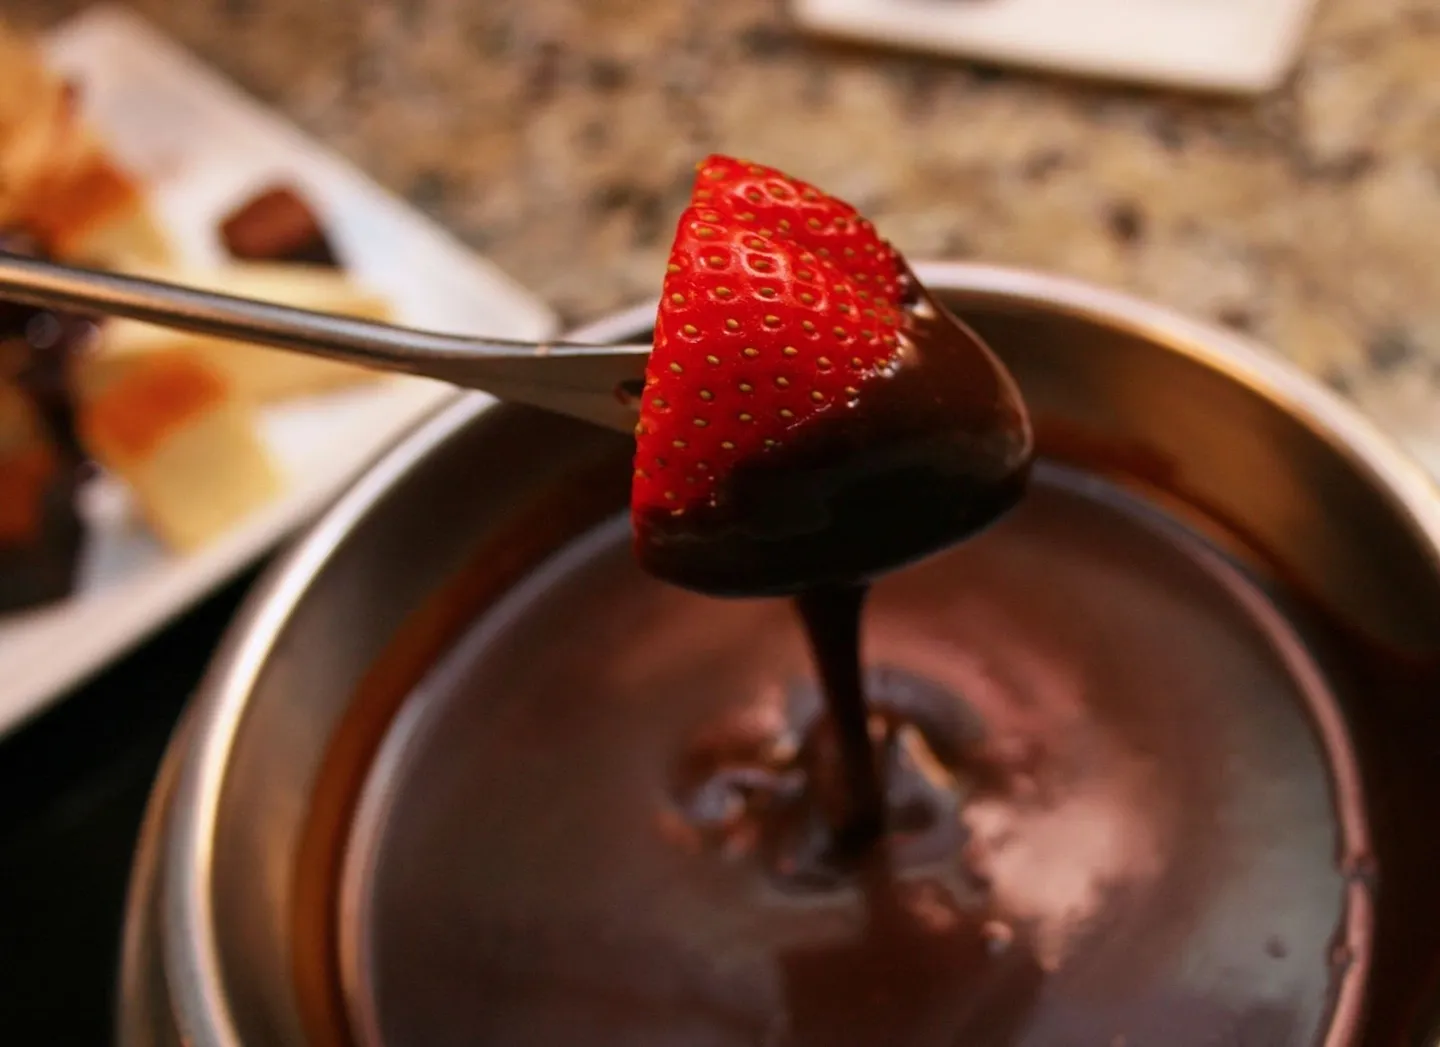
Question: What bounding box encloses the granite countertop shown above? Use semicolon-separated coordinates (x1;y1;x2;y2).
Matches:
12;0;1440;471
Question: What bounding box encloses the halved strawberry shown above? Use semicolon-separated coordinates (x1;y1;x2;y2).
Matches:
631;154;911;518
632;155;1033;597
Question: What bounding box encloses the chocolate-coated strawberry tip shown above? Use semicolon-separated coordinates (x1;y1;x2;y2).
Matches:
635;272;1032;596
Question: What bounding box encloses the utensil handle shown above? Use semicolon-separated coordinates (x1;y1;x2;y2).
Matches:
0;251;543;370
0;252;650;432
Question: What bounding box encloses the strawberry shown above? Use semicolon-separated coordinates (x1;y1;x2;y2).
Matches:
631;154;911;521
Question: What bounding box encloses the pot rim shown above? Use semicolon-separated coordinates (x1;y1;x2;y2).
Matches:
159;261;1440;1047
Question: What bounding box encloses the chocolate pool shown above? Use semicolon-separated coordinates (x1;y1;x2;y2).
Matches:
118;263;1440;1047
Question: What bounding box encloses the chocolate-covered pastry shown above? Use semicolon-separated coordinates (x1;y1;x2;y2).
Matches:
0;230;93;614
219;185;339;267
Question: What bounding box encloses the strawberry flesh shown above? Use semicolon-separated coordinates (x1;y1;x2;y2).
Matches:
633;155;907;518
632;155;1032;596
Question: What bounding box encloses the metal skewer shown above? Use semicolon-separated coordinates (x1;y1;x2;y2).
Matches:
0;251;651;433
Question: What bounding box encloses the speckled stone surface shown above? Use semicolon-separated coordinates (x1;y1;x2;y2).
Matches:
11;0;1440;471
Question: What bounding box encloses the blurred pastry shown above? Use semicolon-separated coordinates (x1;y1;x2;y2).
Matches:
0;383;86;614
220;184;339;267
100;262;392;403
79;348;282;552
0;21;171;268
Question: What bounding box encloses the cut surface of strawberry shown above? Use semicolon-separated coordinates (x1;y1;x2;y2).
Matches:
632;155;1032;596
632;155;908;518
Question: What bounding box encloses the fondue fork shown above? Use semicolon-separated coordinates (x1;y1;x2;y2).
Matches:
0;252;651;433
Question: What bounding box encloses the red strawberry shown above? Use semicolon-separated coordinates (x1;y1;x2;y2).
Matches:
631;155;1032;597
631;154;910;519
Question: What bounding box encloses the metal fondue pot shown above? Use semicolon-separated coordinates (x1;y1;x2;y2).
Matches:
117;263;1440;1047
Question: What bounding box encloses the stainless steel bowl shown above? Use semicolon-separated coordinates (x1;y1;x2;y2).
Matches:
118;263;1440;1047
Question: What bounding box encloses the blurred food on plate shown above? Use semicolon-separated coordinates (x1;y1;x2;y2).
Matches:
220;184;340;266
79;348;281;552
0;19;395;612
104;263;390;403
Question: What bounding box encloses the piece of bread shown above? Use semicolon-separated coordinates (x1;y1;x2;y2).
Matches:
99;263;392;403
79;350;282;552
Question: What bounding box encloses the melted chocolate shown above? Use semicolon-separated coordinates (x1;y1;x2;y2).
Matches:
350;466;1397;1047
793;583;885;855
635;273;1033;597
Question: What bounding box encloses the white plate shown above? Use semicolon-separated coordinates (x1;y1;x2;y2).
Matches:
0;6;556;736
791;0;1321;95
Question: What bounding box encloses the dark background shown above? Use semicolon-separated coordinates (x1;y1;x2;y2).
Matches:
0;563;266;1044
